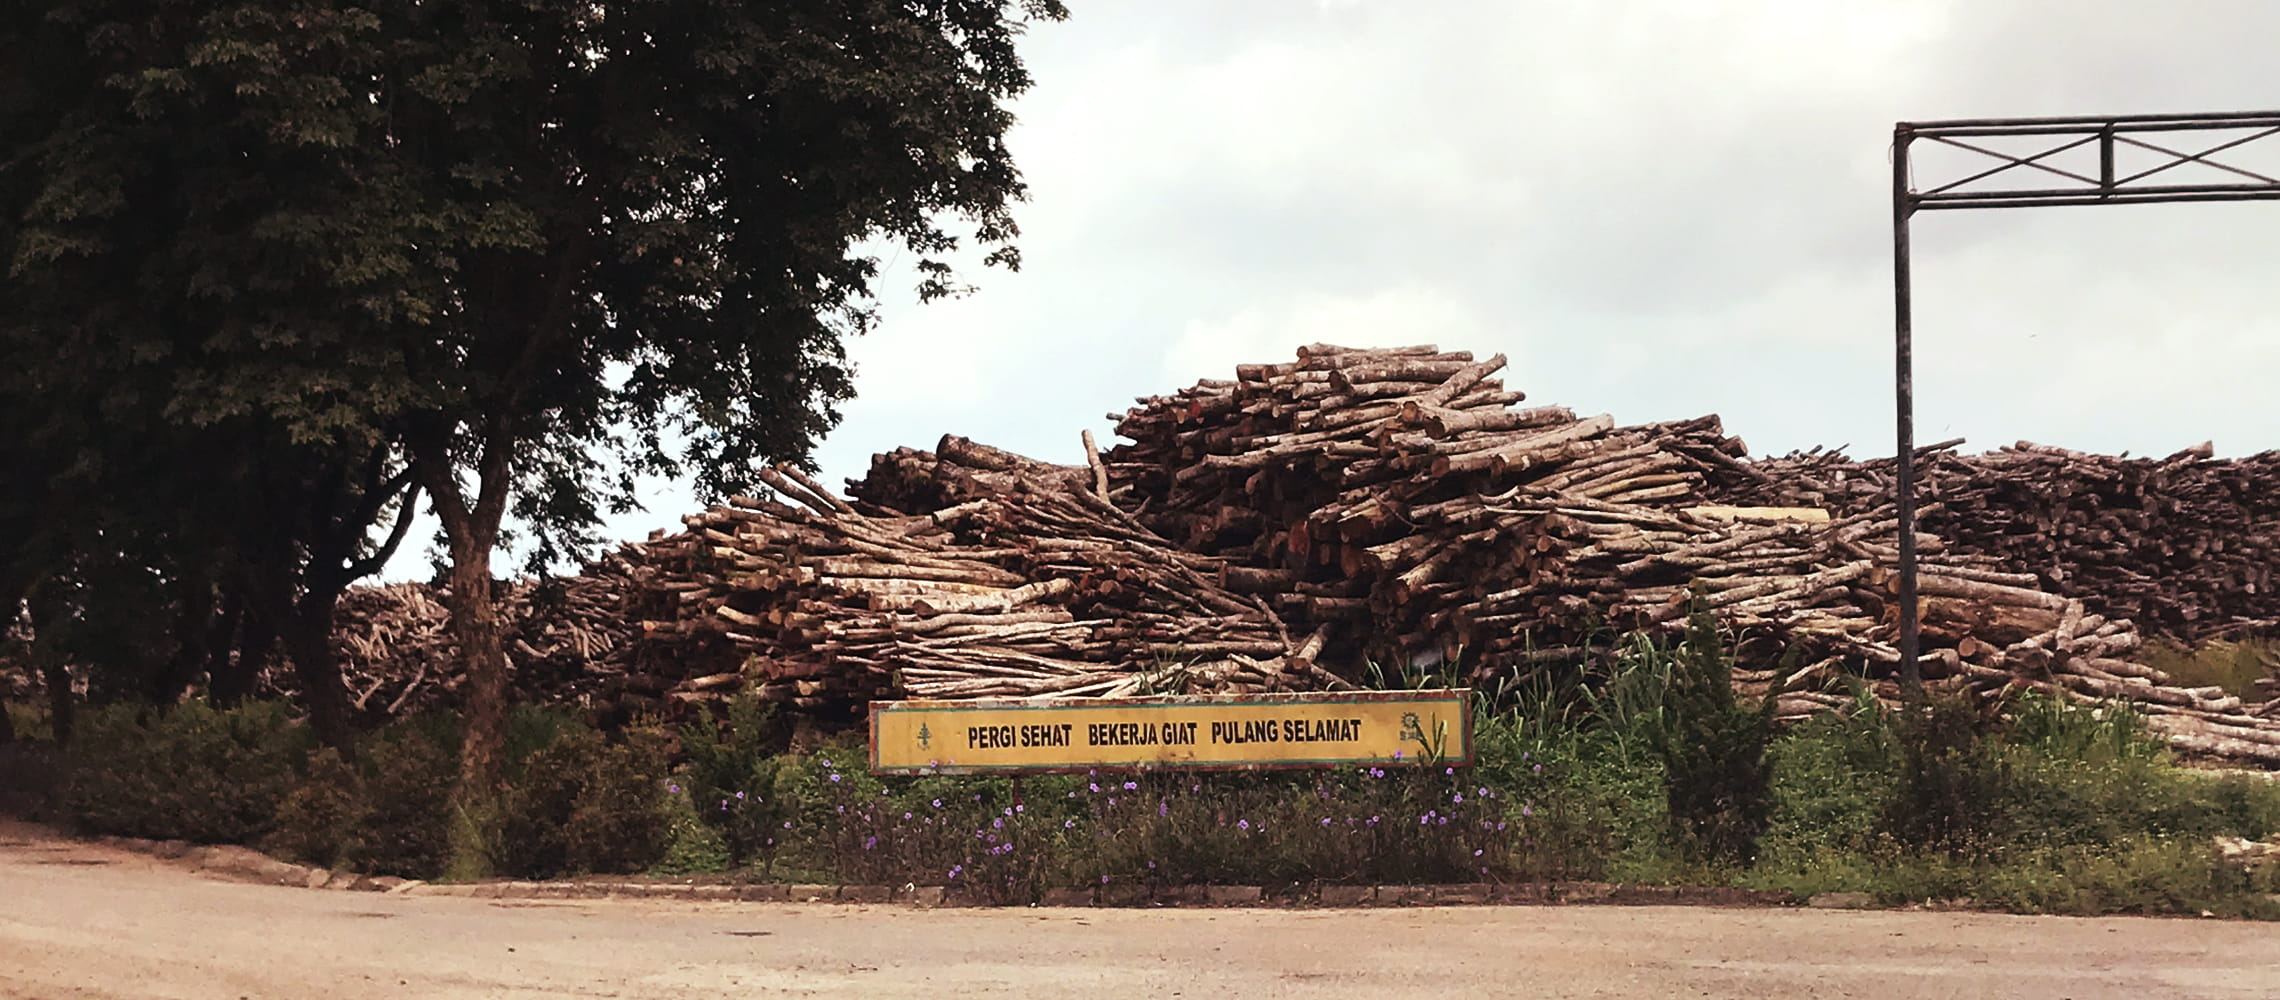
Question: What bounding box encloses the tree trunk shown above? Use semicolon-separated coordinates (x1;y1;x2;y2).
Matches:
42;657;72;745
202;590;244;699
152;566;215;706
212;602;273;708
440;522;509;879
281;588;352;749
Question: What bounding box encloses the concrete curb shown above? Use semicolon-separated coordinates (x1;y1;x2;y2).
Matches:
83;833;1799;909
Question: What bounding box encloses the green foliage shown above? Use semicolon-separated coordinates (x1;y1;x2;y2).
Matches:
676;695;803;869
652;791;732;876
259;718;457;878
266;748;362;867
59;700;308;843
0;739;61;821
1650;613;1775;866
345;723;457;878
496;723;671;879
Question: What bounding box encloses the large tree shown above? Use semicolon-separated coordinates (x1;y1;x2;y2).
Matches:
6;0;1062;874
1;3;423;747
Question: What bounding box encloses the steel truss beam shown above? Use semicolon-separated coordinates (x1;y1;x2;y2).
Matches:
1892;111;2280;689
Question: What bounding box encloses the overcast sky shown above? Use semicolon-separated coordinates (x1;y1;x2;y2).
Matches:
394;0;2280;578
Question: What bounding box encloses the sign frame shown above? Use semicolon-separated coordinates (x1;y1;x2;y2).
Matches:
867;688;1473;776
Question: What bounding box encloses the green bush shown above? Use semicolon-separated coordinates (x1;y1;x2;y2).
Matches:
263;717;458;878
0;739;62;821
346;722;457;878
497;722;671;878
60;700;308;843
1652;613;1775;866
678;695;803;868
266;747;362;867
651;790;732;875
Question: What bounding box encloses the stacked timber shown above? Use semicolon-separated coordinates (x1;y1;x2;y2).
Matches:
1101;344;2280;764
1725;442;2280;643
629;464;1314;713
311;564;639;719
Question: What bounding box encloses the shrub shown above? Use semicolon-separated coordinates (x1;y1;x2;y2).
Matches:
346;722;457;878
0;739;62;821
1878;689;2017;857
1651;613;1775;866
497;722;671;878
652;790;732;875
266;748;363;867
678;695;803;868
59;700;308;843
263;717;458;878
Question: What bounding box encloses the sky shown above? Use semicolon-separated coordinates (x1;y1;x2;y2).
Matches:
390;0;2280;579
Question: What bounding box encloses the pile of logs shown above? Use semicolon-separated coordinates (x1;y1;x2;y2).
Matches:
280;566;638;722
618;462;1331;715
32;341;2269;765
1098;344;2280;763
1715;442;2280;643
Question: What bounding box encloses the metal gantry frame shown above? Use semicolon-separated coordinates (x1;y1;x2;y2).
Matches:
1892;110;2280;688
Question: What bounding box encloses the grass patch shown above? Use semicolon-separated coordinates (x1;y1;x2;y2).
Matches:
2138;638;2276;701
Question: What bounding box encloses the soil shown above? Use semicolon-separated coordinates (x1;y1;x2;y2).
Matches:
3;821;2276;999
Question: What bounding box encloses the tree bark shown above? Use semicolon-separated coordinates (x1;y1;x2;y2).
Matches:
211;599;273;708
202;589;244;699
151;565;214;706
280;590;352;749
41;657;72;745
413;424;516;880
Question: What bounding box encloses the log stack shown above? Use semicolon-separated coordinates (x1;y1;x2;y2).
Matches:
623;463;1318;714
1723;441;2280;643
17;340;2275;766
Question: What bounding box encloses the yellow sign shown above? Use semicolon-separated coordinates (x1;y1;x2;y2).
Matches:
868;689;1471;774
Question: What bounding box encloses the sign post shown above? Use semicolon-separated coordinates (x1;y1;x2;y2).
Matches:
868;689;1472;776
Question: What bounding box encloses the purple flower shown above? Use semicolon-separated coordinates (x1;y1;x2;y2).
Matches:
1089;783;1100;793
1004;807;1014;817
864;836;878;850
829;773;843;783
1532;764;1542;774
1496;821;1507;831
782;821;792;829
1369;768;1384;779
735;791;746;800
1100;875;1110;885
1122;781;1137;791
1437;816;1448;826
1237;819;1251;831
1159;801;1169;817
666;783;680;794
1478;787;1489;797
1107;798;1117;806
949;865;963;879
992;818;1004;829
1320;817;1332;826
1420;815;1430;826
1392;750;1404;760
1521;804;1533;817
1065;819;1076;829
1445;766;1455;775
932;799;942;809
904;812;913;820
1191;784;1201;792
1452;793;1464;804
719;799;729;810
1367;815;1380;826
1473;848;1484;857
1015;804;1025;813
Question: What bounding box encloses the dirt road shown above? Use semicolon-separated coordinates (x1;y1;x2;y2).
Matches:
3;825;2276;1000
